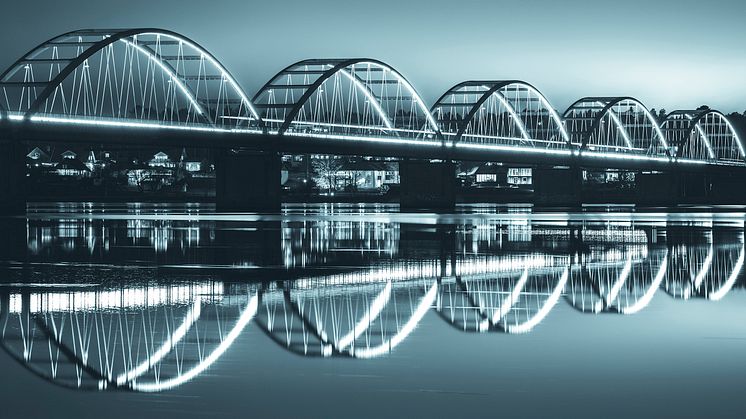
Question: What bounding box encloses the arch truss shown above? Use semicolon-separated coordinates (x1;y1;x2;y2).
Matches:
563;97;668;157
0;29;259;130
256;279;438;359
0;281;259;392
662;110;745;163
432;81;570;150
662;232;745;301
252;59;440;141
438;267;568;334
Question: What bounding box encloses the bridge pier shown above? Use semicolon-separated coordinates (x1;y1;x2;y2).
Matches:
708;173;746;204
636;173;682;206
0;138;27;215
215;151;282;213
533;166;583;207
633;172;741;205
399;160;456;211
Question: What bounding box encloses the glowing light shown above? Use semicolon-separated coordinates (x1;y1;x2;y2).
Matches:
131;294;258;392
366;62;440;132
720;114;746;158
119;38;204;116
116;298;202;385
352;281;437;359
337;281;392;350
486;88;530;140
600;103;634;149
707;244;745;301
693;245;714;289
619;253;668;315
504;268;568;334
138;32;260;120
337;68;394;130
522;84;571;143
26;114;260;134
491;269;529;324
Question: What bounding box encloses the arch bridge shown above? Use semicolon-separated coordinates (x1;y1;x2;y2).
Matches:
1;28;745;211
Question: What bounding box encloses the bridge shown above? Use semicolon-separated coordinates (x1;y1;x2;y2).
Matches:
1;225;742;392
1;28;745;211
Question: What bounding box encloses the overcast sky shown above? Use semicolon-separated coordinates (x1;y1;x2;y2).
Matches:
1;0;745;113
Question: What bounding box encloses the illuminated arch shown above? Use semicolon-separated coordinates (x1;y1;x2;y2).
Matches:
432;80;570;149
565;248;668;315
563;97;669;156
0;282;258;392
566;256;634;314
0;29;259;129
252;58;441;140
664;242;746;301
662;110;745;162
255;279;436;359
437;268;568;334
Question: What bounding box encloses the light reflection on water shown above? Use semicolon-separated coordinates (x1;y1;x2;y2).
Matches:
1;203;746;418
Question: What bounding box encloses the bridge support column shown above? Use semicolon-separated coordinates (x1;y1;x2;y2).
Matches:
215;151;281;212
0;138;26;215
533;166;583;207
399;160;456;211
708;173;746;204
635;173;680;206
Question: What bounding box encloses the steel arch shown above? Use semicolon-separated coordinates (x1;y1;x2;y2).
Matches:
252;58;441;139
563;97;669;156
432;80;570;148
0;29;259;128
661;110;745;162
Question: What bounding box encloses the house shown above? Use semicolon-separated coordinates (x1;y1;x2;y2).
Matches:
336;159;388;190
178;149;203;172
55;150;91;177
149;151;175;169
474;164;505;185
27;147;54;169
507;167;533;186
85;151;117;173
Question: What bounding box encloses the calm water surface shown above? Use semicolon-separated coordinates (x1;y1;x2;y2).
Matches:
1;203;746;418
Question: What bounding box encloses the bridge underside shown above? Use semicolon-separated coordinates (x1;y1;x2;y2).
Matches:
2;122;745;212
4;122;745;174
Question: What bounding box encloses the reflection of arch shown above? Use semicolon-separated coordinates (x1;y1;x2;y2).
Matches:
437;268;568;334
252;59;440;138
0;283;257;392
663;241;745;302
661;110;745;162
256;280;437;359
566;250;669;314
563;97;669;156
130;295;258;392
0;29;258;128
432;80;569;148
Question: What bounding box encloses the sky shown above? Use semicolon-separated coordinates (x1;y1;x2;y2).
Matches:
1;0;745;113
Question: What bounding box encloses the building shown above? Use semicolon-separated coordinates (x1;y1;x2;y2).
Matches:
507;167;532;186
475;164;503;184
336;159;388;190
178;149;203;173
55;151;92;178
149;152;176;169
26;147;54;170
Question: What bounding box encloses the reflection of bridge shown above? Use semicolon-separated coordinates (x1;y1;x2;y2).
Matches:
2;230;743;392
1;29;745;211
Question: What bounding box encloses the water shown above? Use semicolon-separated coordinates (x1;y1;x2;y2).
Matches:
1;203;746;418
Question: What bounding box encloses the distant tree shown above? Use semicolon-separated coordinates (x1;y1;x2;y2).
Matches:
312;157;342;194
658;109;667;121
696;105;711;111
